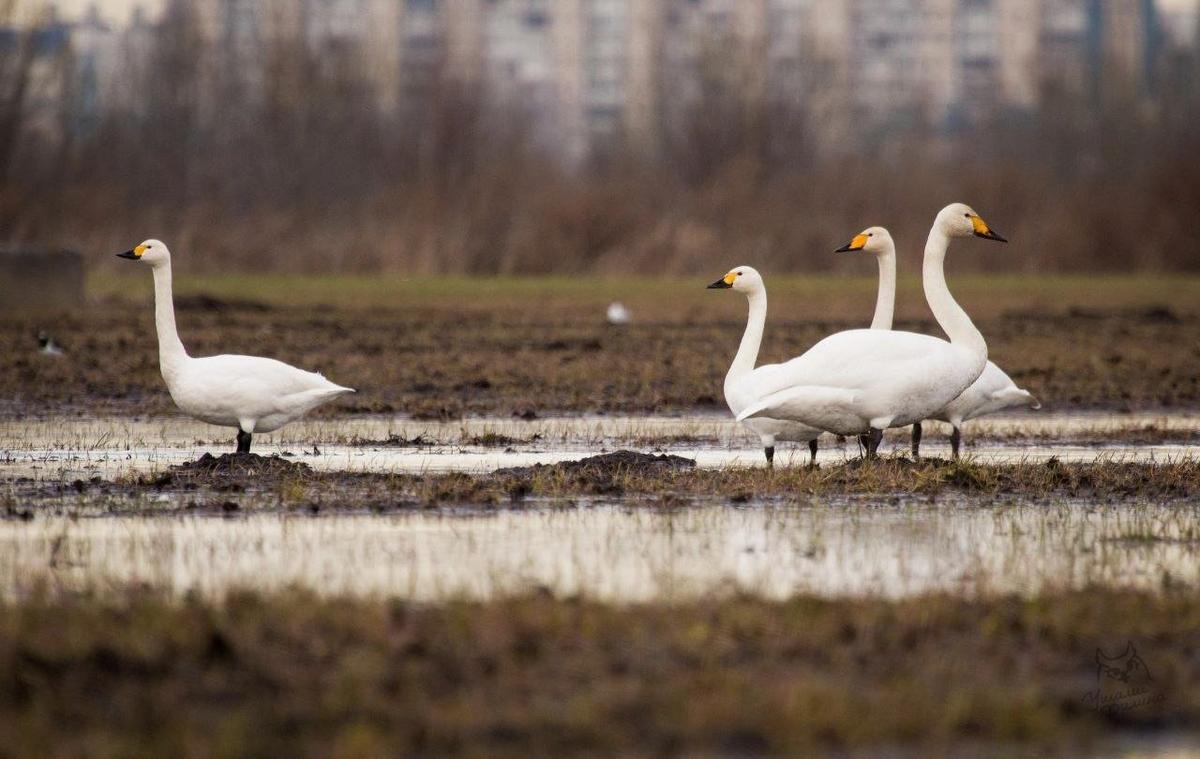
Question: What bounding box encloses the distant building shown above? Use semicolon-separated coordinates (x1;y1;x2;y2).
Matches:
0;0;1178;158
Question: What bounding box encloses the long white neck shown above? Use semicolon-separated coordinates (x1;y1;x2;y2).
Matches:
870;243;896;330
151;262;189;380
922;228;986;361
726;287;767;385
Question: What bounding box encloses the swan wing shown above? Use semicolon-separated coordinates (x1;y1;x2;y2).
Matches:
202;354;351;395
765;330;973;395
176;355;352;422
737;385;860;423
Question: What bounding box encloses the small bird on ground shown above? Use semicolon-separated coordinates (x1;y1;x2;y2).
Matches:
37;331;65;357
606;302;632;326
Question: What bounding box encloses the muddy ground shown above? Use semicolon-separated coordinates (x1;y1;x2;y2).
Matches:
6;453;1199;518
4;295;1199;420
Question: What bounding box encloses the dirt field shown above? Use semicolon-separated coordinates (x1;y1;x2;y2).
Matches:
3;274;1199;420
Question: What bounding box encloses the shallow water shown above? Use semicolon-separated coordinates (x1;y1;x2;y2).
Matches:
4;500;1198;602
1;413;1196;479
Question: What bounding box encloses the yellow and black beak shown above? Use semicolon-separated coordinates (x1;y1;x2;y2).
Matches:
970;216;1007;243
835;233;869;253
707;272;735;289
116;244;145;260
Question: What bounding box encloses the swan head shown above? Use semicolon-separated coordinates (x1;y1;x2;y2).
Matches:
116;239;170;266
707;266;763;294
835;226;893;257
937;203;1007;242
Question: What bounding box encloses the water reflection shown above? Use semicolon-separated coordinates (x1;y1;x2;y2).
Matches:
3;501;1198;601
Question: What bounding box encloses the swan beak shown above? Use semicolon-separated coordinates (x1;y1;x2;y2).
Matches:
970;216;1008;243
707;274;734;289
116;244;145;259
835;234;869;253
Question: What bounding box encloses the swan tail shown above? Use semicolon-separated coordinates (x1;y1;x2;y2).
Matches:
737;386;859;423
289;385;355;408
989;387;1040;410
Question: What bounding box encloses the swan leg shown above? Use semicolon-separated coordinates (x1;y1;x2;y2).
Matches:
764;445;775;467
808;439;818;467
950;426;961;459
865;428;883;460
236;430;252;454
911;422;922;459
856;434;869;457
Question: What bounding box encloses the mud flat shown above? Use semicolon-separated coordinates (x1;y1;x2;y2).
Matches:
1;412;1196;481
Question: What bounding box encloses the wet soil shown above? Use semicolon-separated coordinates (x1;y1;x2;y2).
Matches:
4;299;1199;420
5;455;1198;517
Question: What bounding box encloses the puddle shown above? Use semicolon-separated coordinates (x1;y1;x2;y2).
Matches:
0;413;1196;479
3;501;1198;602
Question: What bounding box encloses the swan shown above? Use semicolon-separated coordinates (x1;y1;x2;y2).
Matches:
116;239;355;453
707;267;822;466
836;225;1039;459
736;203;1006;457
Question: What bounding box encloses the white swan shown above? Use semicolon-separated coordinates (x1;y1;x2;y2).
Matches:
837;225;1039;458
737;203;1005;457
707;267;822;466
117;239;354;453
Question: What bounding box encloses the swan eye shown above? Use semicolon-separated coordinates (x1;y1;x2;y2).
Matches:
868;233;873;237
964;213;971;219
736;271;743;276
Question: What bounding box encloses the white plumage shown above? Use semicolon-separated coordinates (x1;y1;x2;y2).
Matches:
117;239;354;453
838;223;1039;458
606;301;632;325
707;267;822;466
733;203;1006;457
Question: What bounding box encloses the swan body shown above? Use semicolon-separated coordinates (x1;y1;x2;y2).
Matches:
836;221;1038;457
117;239;354;452
708;267;822;465
735;328;985;434
738;204;1005;456
164;354;352;434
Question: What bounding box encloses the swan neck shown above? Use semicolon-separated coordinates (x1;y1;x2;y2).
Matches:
922;229;985;357
870;245;896;330
728;289;766;382
151;262;189;373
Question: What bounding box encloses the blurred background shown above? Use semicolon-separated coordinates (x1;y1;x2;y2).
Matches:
1;0;1198;274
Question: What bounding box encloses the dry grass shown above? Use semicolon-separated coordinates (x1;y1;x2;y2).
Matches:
2;588;1198;756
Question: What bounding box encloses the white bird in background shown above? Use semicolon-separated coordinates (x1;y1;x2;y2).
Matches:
37;330;65;357
707;267;822;466
116;239;354;454
734;203;1005;458
606;301;632;326
835;224;1039;458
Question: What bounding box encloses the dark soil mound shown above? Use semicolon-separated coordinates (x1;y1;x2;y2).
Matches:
172;453;311;477
497;450;695;478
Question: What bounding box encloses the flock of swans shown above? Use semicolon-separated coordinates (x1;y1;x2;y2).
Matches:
710;202;1038;464
116;201;1036;462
